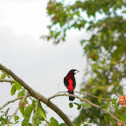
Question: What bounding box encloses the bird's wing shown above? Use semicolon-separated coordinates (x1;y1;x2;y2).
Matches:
64;78;69;89
72;77;76;90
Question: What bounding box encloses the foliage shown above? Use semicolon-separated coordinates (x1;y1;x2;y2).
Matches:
46;0;126;125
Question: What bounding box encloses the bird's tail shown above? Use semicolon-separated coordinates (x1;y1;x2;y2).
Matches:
69;91;75;101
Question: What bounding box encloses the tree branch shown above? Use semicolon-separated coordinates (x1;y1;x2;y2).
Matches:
57;91;111;101
0;96;27;110
49;93;101;108
0;79;14;83
49;93;126;126
75;91;112;101
0;64;74;126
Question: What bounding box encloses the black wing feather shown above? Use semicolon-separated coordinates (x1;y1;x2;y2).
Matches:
64;78;69;89
72;77;76;90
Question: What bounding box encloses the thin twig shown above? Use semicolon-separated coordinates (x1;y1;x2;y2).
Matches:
0;79;14;83
0;96;25;110
2;94;28;126
107;111;125;125
50;91;111;101
48;93;126;126
75;91;112;101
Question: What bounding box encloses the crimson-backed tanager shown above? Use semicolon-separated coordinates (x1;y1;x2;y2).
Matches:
64;69;79;101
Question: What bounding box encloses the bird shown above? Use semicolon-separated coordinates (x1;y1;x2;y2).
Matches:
64;69;79;101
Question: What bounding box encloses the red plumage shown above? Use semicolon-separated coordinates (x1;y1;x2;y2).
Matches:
64;69;79;101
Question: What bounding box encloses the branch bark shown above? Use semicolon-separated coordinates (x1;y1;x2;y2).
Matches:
0;79;14;83
0;96;26;110
0;64;74;126
75;91;111;101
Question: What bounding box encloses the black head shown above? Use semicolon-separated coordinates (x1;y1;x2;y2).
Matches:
68;69;79;75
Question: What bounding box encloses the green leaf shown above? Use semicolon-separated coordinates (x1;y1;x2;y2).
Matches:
84;124;89;126
104;101;110;109
60;123;66;126
14;115;19;122
77;105;81;110
20;105;25;117
46;121;50;126
14;80;22;90
55;31;61;38
24;104;33;121
46;118;60;126
5;108;10;116
50;117;59;126
73;102;79;106
7;121;13;124
11;84;16;96
18;88;25;97
46;120;51;125
27;123;32;126
69;103;73;108
112;97;117;105
22;118;28;125
0;72;6;79
82;103;91;109
32;115;42;126
36;101;46;119
73;102;81;110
